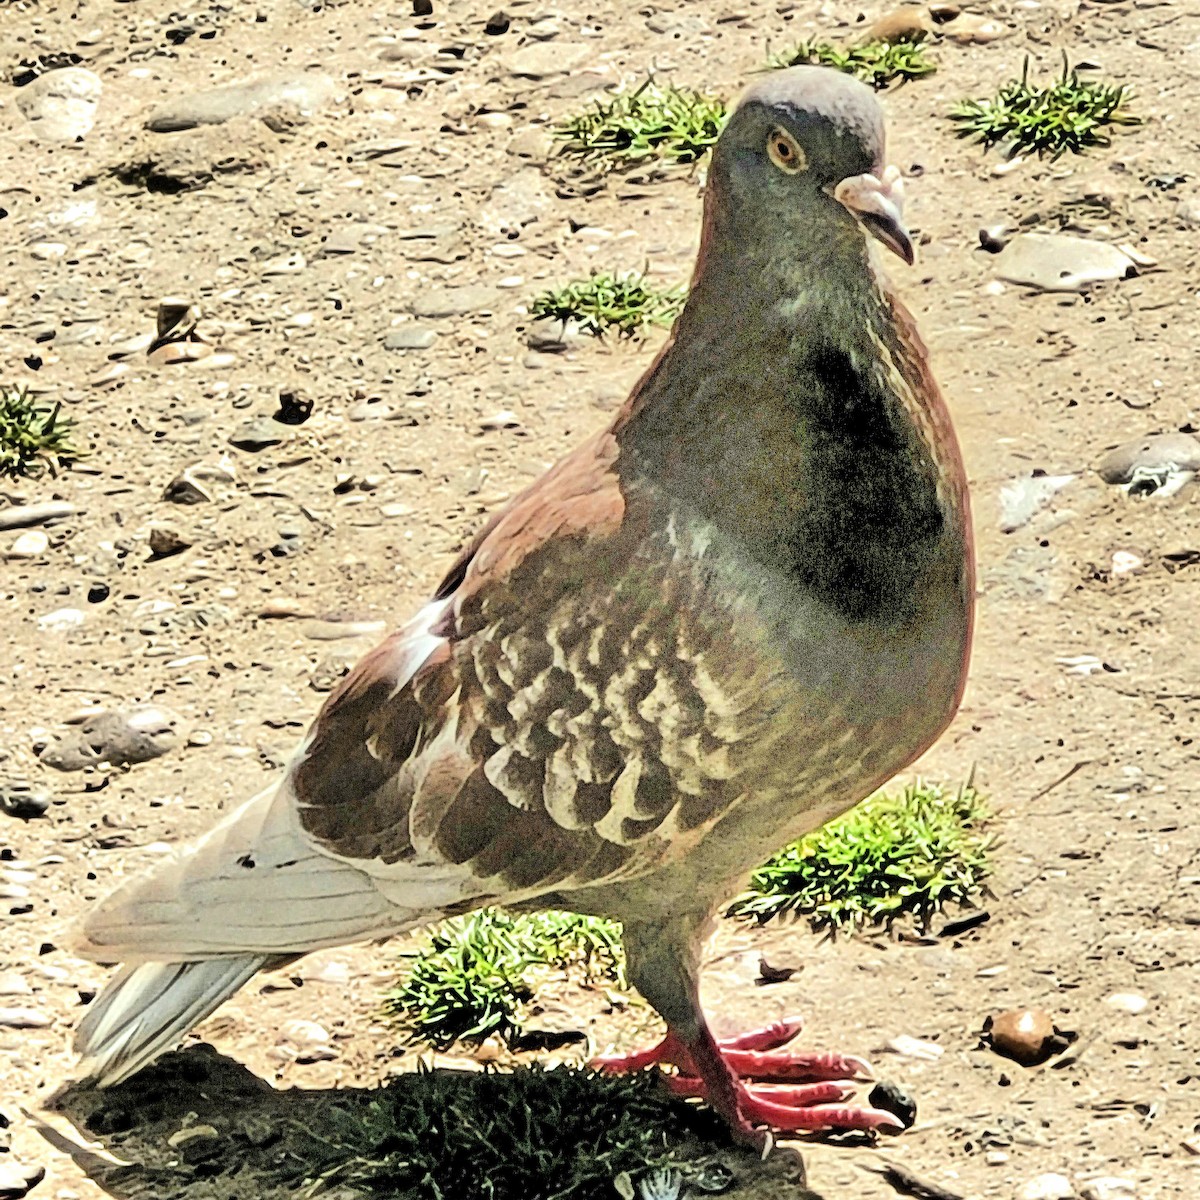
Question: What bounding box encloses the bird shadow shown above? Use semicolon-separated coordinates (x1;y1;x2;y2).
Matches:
40;1045;822;1200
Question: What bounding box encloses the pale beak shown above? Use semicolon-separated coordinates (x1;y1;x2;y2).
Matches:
831;164;914;266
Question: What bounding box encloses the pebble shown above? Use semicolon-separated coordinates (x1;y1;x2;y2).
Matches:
229;418;285;451
0;1161;45;1199
411;286;498;319
299;618;386;641
0;783;50;821
1103;992;1148;1014
37;608;85;633
0;1007;52;1029
480;410;522;431
1079;1181;1136;1200
0;502;75;531
526;317;583;352
505;43;591;78
5;531;49;559
989;1007;1057;1066
1176;196;1200;228
1019;1174;1075;1200
993;233;1141;292
942;14;1009;43
0;974;32;996
167;1124;221;1163
868;7;934;43
383;325;438;351
885;1033;945;1060
148;525;193;557
144;74;338;132
15;66;102;142
1097;433;1200;492
38;705;184;771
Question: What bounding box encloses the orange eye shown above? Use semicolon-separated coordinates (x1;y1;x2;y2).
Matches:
766;128;806;173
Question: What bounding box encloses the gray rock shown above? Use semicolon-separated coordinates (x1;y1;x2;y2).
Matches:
411;286;498;319
505;42;592;79
526;317;583;352
144;74;337;133
384;325;438;350
1097;432;1200;497
149;524;193;557
229;418;285;451
993;233;1139;292
0;782;51;821
39;706;184;771
15;67;102;142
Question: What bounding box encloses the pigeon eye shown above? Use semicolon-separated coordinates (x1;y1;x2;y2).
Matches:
766;128;806;173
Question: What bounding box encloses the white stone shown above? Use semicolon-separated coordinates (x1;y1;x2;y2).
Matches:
1019;1174;1075;1200
6;530;48;559
1079;1180;1136;1200
37;607;84;632
1104;992;1148;1014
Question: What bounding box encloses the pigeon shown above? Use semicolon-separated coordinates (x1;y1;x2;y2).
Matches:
73;66;973;1144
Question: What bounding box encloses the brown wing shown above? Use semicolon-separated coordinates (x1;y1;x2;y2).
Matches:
289;426;768;911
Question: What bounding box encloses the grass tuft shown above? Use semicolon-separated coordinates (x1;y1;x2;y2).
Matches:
766;38;935;88
0;384;82;477
728;781;991;930
950;57;1139;157
385;909;625;1048
529;272;686;338
290;1065;714;1200
553;81;727;167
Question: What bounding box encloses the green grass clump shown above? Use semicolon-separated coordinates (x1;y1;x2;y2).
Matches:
767;38;935;88
950;58;1138;158
0;385;82;477
530;272;686;338
554;81;727;167
291;1065;708;1200
728;781;991;930
386;909;625;1048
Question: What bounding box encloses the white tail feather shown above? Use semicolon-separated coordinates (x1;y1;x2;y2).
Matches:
74;956;270;1087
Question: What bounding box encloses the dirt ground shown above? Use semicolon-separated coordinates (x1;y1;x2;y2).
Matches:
2;0;1200;1197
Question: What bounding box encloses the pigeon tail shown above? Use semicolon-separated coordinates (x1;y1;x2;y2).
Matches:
74;955;272;1087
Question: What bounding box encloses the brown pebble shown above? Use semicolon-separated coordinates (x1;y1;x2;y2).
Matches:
989;1007;1056;1066
867;6;933;44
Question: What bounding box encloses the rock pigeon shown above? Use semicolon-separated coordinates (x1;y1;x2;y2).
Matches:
74;66;973;1143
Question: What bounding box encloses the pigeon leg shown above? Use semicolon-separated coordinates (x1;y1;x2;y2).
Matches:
593;1021;901;1137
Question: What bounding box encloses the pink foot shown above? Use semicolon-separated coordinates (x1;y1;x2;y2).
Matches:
593;1016;903;1139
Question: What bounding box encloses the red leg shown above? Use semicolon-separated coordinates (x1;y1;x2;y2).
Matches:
592;1019;899;1138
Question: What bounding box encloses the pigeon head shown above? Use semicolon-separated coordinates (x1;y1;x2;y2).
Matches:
705;66;913;270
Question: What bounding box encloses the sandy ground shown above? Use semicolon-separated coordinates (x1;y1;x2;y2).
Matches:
2;0;1200;1197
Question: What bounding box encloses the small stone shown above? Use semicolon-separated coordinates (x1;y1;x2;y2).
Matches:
229;418;285;451
37;608;85;633
149;525;193;557
1097;433;1200;486
6;530;49;559
942;13;1009;42
1079;1181;1136;1200
383;326;438;351
0;783;50;821
867;1080;917;1129
0;1160;46;1199
0;973;33;996
0;1007;52;1029
15;66;102;142
1019;1175;1075;1200
299;618;387;641
411;286;498;319
38;705;184;771
505;42;591;79
1176;196;1200;228
163;471;213;504
989;1007;1057;1066
0;502;75;531
167;1124;221;1163
144;74;337;133
413;0;434;14
480;410;521;431
979;223;1015;253
1103;992;1147;1014
885;1033;945;1060
485;10;510;34
994;233;1141;293
507;127;556;159
526;317;583;352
